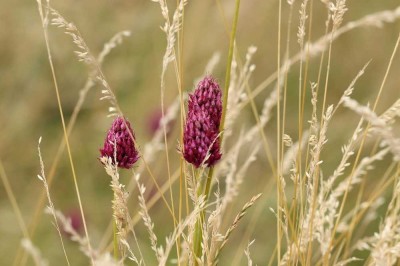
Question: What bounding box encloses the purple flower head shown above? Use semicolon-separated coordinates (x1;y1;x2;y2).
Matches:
188;76;222;129
100;116;139;169
183;76;222;168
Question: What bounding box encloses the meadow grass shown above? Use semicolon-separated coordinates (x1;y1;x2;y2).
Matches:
1;0;400;265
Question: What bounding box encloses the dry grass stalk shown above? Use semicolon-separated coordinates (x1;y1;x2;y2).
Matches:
21;238;48;266
0;161;30;242
297;0;309;47
49;209;124;266
220;141;259;218
25;29;131;252
378;99;400;125
36;137;71;265
145;192;206;266
49;6;122;117
143;97;181;163
100;156;141;262
356;170;400;265
164;196;206;266
244;240;255;266
244;5;400;111
336;197;385;235
224;46;257;140
330;0;348;29
35;2;95;264
282;130;309;175
343;97;400;161
213;193;262;265
135;174;161;263
334;257;362;266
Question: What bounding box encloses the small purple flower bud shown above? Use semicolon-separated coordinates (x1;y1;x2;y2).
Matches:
183;76;222;168
100;116;139;169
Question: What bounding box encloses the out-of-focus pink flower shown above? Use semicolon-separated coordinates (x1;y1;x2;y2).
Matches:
148;109;163;135
100;116;139;169
62;209;83;236
68;209;82;232
147;108;175;136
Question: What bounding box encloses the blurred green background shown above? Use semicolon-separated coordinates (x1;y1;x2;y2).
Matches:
1;0;400;265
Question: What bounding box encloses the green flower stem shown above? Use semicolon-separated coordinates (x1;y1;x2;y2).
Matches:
219;0;241;140
193;168;203;264
203;167;215;203
193;0;241;263
113;213;119;261
193;168;214;263
193;210;204;264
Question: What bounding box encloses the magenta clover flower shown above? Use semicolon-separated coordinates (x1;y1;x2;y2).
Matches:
100;116;139;169
183;76;222;168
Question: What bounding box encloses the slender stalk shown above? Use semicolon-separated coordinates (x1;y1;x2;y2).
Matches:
193;168;204;264
193;167;217;264
175;1;186;261
276;0;283;263
323;31;400;264
201;0;241;216
35;2;93;264
113;220;119;260
0;160;30;240
23;30;130;263
193;1;241;262
219;0;241;139
193;213;204;264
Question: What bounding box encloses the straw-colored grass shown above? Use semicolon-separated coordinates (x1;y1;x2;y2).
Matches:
1;0;400;265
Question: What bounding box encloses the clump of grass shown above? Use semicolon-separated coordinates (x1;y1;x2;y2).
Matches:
3;1;400;266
